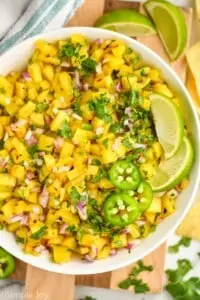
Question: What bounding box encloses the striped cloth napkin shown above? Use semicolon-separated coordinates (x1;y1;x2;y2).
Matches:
0;0;84;55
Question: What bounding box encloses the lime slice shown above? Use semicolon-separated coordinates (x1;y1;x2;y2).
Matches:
144;0;187;61
149;136;194;192
95;9;156;37
150;93;184;159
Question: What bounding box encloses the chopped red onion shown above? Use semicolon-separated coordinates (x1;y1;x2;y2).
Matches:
133;143;147;149
95;127;103;135
110;249;117;256
54;137;64;151
116;81;123;92
90;244;98;258
124;107;132;117
39;186;49;208
135;220;146;226
60;62;70;68
39;215;45;221
74;70;82;89
155;191;166;198
44;115;52;125
137;156;146;164
126;241;136;251
112;138;120;151
10;214;24;223
77;201;87;220
22;72;32;81
26;171;35;180
0;157;9;168
34;128;44;135
35;158;43;166
25;130;37;147
121;228;130;234
72;113;83;121
38;151;45;158
85;254;94;262
87;157;92;165
56;166;70;173
59;223;69;235
34;245;47;253
21;215;29;225
83;83;89;91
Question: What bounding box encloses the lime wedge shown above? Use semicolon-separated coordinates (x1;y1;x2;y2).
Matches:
149;136;194;192
95;9;156;37
150;93;184;159
144;0;187;61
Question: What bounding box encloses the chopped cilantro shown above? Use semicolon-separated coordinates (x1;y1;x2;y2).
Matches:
198;252;200;259
92;168;108;183
118;260;153;293
0;224;4;230
0;87;6;94
70;187;81;204
166;259;193;283
102;138;108;148
88;95;112;123
122;137;133;149
73;88;81;98
16;237;25;244
81;58;97;75
28;145;38;157
109;123;122;134
71;100;82;116
57;120;73;139
66;225;77;233
31;226;47;240
91;159;101;166
60;42;81;58
0;140;4;150
82;124;93;131
35;103;49;113
114;240;123;247
169;237;192;254
166;277;200;299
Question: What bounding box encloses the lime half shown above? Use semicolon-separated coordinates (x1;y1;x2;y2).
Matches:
150;93;184;159
144;0;187;60
149;136;193;192
95;9;156;37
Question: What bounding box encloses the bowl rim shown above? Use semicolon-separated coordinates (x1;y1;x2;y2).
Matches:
1;26;200;275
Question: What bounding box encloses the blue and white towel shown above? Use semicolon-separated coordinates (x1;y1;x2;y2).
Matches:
0;0;84;55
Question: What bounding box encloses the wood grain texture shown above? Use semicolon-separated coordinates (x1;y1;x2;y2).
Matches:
76;272;111;288
105;0;138;11
138;7;193;82
67;0;105;27
25;265;75;300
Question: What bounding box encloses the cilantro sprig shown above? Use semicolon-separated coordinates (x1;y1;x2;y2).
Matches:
57;120;73;139
88;94;112;123
169;237;192;254
118;260;153;293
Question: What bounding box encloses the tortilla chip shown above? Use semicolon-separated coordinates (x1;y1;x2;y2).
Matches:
176;201;200;240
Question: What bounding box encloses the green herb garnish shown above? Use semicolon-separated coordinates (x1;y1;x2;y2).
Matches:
16;237;25;244
28;145;38;157
91;159;101;166
79;296;96;300
70;187;81;204
166;259;193;283
31;226;47;240
35;103;49;113
88;95;112;123
81;58;97;75
60;42;81;58
57;120;73;139
0;87;6;94
169;237;192;254
109;123;122;134
118;260;153;293
122;137;133;149
92;168;108;183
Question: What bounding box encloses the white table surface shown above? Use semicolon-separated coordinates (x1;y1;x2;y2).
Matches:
0;0;199;299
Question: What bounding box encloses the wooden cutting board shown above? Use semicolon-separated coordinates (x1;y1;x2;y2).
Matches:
9;1;193;299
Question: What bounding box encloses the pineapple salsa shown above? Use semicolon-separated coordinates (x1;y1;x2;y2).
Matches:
0;34;190;263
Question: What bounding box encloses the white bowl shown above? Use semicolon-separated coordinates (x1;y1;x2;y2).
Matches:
0;27;200;275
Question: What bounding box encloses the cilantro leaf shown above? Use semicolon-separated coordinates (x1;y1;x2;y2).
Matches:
60;42;81;58
35;103;49;113
122;137;133;149
166;259;193;283
0;140;4;150
91;159;101;166
109;123;122;134
71;100;82;116
169;237;192;254
79;297;96;300
28;145;38;157
31;226;47;240
88;95;112;123
70;187;81;204
102;138;108;148
0;87;5;94
118;260;153;293
92;168;108;183
81;58;97;75
16;237;25;244
57;120;73;139
166;277;200;298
